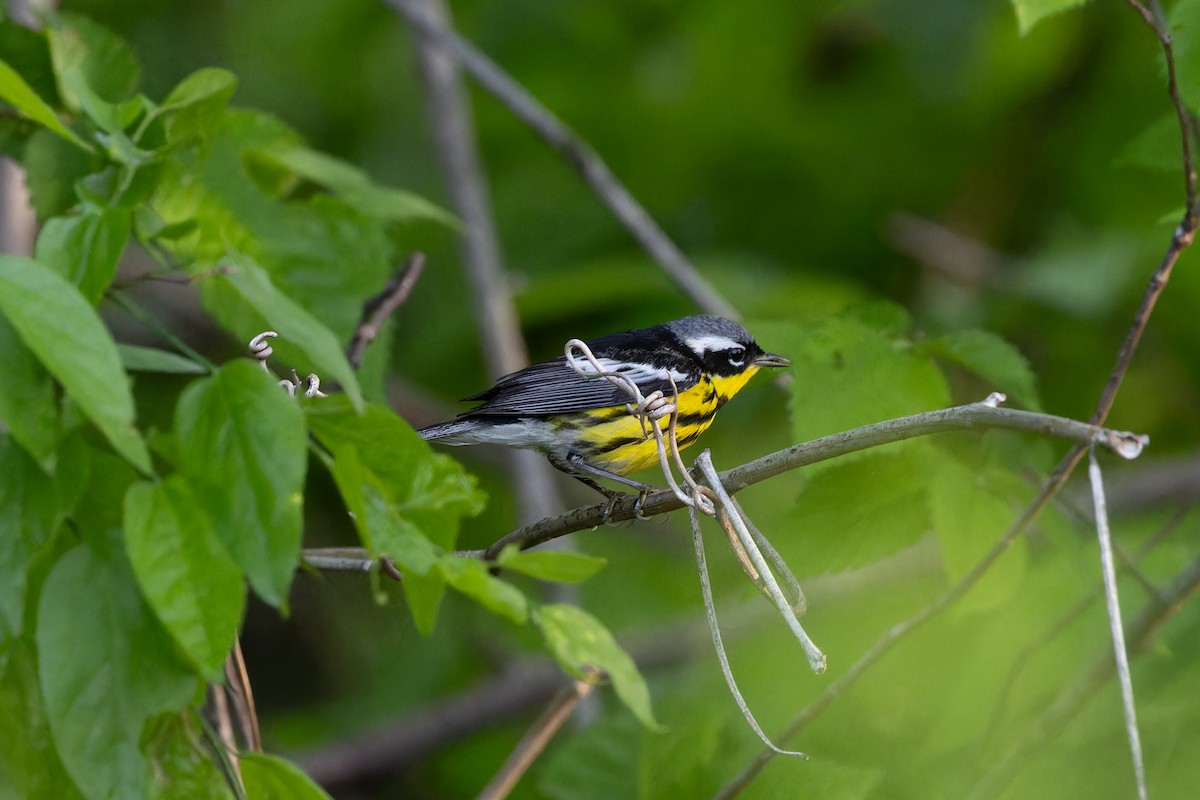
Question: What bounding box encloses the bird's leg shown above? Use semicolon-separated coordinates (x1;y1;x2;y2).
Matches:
632;488;653;521
547;453;660;523
547;454;624;521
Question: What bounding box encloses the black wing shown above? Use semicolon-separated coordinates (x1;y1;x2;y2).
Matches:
460;357;699;417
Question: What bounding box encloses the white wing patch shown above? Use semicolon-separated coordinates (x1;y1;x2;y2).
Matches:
683;334;742;357
577;357;690;385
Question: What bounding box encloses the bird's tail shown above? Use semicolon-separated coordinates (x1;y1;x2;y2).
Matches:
416;418;478;443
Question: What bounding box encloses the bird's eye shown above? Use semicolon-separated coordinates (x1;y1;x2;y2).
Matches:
727;347;746;367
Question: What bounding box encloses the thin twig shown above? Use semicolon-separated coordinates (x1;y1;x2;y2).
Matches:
302;550;375;573
1093;1;1199;428
1087;445;1148;800
731;497;806;616
711;433;1112;800
224;638;262;753
301;624;710;790
109;290;217;372
384;0;739;319
474;403;1147;560
1125;0;1198;212
696;451;824;674
563;338;709;512
476;672;598;800
689;504;809;760
209;683;240;775
407;0;562;526
965;552;1200;800
978;505;1189;753
202;691;246;799
304;403;1148;570
887;212;1008;291
346;253;426;370
716;2;1197;779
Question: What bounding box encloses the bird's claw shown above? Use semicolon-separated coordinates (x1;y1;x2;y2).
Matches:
601;495;621;526
633;488;652;520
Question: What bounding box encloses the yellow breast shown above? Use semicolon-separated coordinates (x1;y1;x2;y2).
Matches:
565;367;760;475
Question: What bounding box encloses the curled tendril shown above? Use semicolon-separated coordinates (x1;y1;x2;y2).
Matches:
563;338;713;515
248;332;327;398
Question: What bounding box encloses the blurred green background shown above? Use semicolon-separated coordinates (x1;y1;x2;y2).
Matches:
54;0;1200;797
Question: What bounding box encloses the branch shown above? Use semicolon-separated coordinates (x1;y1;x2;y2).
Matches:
300;622;710;791
478;402;1147;560
304;402;1147;570
966;551;1200;800
345;253;426;370
476;672;598;800
1086;446;1147;800
1094;0;1200;427
224;639;262;753
1124;0;1199;215
384;0;739;319
407;0;563;525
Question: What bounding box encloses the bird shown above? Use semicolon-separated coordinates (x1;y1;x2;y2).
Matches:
417;315;790;506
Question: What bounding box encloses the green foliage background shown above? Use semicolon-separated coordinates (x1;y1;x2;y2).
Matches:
1;0;1199;798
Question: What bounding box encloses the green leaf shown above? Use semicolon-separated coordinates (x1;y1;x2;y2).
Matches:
756;306;950;472
786;448;937;572
0;255;151;473
48;14;140;105
159;67;237;112
34;206;132;304
1119;113;1185;174
438;555;529;624
0;638;85;800
43;18;149;180
400;570;447;638
124;479;246;680
1010;0;1093;35
1172;0;1200;113
250;145;459;227
0;438;59;639
497;545;608;584
307;396;484;633
0;19;60;110
0;57;90;150
148;108;397;349
176;360;307;608
320;447;445;633
117;343;209;375
240;753;333;800
923;329;1041;411
46;14;139;137
142;712;235;800
536;603;659;729
22;128;99;220
37;544;199;800
751;758;884;799
305;399;485;554
0;317;58;468
148;67;237;146
211;257;363;411
929;462;1026;613
538;713;641;800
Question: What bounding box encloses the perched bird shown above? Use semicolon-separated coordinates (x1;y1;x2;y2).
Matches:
418;315;789;504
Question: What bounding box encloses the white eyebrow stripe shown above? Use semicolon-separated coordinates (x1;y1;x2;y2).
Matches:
578;358;690;385
683;334;743;356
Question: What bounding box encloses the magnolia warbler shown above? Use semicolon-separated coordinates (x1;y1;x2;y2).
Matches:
418;315;789;502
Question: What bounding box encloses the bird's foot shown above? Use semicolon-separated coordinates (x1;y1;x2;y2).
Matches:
633;488;653;520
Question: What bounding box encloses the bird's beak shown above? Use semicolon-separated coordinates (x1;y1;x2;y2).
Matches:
753;351;791;369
